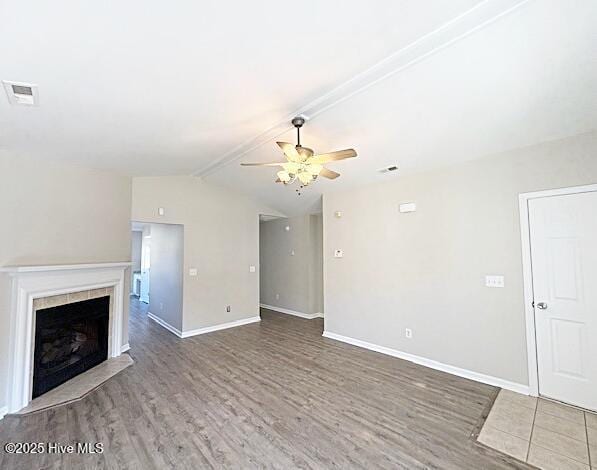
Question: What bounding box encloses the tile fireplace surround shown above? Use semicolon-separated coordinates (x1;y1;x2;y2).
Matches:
0;262;131;414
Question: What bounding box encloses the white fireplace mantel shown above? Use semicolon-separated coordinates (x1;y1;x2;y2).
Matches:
1;262;131;413
0;262;132;274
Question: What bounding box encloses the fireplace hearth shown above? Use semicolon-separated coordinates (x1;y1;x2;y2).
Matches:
33;296;109;398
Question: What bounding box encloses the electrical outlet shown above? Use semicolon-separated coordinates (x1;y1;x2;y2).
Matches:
226;305;231;312
275;293;280;300
405;328;413;339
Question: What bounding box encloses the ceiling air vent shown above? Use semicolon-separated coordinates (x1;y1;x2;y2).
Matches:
379;165;398;174
2;80;39;106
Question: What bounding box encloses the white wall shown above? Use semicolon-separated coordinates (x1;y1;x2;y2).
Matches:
148;223;184;331
0;154;132;412
259;214;323;315
131;176;284;331
130;230;142;289
323;131;597;388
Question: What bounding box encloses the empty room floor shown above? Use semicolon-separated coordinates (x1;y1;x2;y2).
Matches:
0;300;530;469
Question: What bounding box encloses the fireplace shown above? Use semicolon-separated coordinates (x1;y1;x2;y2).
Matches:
1;262;129;413
33;296;110;398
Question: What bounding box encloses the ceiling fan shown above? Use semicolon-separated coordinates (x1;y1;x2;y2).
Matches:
241;116;357;191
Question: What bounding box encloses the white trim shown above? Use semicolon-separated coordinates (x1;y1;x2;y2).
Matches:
194;0;529;177
260;303;324;319
3;264;128;413
120;343;130;353
181;316;261;338
0;406;7;421
147;312;183;337
148;312;261;338
322;331;529;395
0;262;132;273
518;183;597;398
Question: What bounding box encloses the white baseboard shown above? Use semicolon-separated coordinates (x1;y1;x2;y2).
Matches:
181;316;261;338
260;303;324;319
322;331;529;395
121;343;130;353
148;312;184;337
0;405;7;420
148;312;261;338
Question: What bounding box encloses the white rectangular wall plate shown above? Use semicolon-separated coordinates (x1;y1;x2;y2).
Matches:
2;80;39;106
399;203;416;213
158;207;165;216
189;268;198;276
334;249;344;258
485;275;504;288
249;265;256;273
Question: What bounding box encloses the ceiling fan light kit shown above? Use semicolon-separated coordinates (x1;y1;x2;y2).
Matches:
241;117;357;194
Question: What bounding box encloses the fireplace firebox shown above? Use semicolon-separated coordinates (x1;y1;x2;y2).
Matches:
32;296;109;398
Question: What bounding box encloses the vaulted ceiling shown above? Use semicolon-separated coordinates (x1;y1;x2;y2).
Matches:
1;0;596;215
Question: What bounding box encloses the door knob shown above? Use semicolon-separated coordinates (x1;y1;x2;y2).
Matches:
536;302;548;310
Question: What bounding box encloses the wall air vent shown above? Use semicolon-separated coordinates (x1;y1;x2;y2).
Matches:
2;80;39;106
379;165;398;174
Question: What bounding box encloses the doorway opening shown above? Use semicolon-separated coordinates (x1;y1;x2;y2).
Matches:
258;213;324;321
131;222;184;333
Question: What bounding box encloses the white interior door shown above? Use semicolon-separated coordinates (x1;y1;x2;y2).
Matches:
529;190;597;411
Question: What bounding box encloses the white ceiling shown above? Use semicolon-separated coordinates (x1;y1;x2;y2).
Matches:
2;1;596;216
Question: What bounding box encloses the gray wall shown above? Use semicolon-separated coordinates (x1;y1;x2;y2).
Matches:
260;214;323;314
0;154;132;411
323;131;597;387
148;223;184;331
131;176;284;331
311;214;324;314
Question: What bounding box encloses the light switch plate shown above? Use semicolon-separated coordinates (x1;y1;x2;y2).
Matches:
334;249;344;258
249;265;256;273
158;207;165;216
485;275;504;288
189;268;198;276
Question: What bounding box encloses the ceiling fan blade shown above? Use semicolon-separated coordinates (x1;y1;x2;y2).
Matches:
277;142;300;162
240;162;286;167
320;168;340;179
309;149;357;164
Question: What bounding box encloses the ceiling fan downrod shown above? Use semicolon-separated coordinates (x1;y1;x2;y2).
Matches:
291;116;305;148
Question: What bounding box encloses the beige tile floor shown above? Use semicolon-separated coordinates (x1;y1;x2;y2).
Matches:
478;389;597;469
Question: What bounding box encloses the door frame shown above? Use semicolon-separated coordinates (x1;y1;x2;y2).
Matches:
519;183;597;397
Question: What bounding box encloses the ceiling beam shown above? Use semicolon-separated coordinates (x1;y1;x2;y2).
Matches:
193;0;530;178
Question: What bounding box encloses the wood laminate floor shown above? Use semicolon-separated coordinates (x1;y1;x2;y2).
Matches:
0;298;530;469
